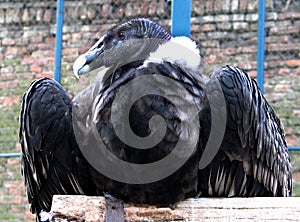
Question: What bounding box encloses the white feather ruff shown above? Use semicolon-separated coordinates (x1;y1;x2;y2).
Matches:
144;36;201;71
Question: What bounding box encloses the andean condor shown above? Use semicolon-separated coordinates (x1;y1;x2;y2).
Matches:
19;18;292;221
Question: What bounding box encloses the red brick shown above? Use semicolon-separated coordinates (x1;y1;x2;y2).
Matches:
11;196;22;205
2;38;15;45
45;37;55;44
63;56;76;63
205;48;221;55
266;60;285;68
36;72;53;78
285;128;293;135
4;181;23;189
44;50;55;57
237;62;256;71
214;0;222;12
201;24;216;32
267;43;300;52
285;60;300;68
233;22;249;30
43;9;52;22
5;47;18;54
10;206;21;214
266;35;289;43
1;95;19;105
200;40;219;48
193;0;205;15
265;69;277;77
148;1;156;15
247;1;257;11
7;158;20;165
274;84;291;92
286;135;297;146
203;55;217;64
0;73;17;81
240;0;248;11
295;67;300;76
278;68;290;75
0;9;4;23
15;142;21;151
0;66;14;74
250;23;258;31
0;80;18;89
237;45;257;53
62;48;78;56
223;48;237;55
140;1;149;15
31;36;43;43
293;110;300;116
205;0;213;13
191;24;200;32
63;33;71;41
157;0;165;16
30;64;43;73
72;33;81;39
294;171;300;181
22;195;28;203
279;12;300;20
37;43;53;50
9;188;21;196
269;26;299;35
22;55;35;65
125;3;134;17
217;22;232;31
15;38;28;45
45;58;54;65
21;73;36;80
105;4;114;18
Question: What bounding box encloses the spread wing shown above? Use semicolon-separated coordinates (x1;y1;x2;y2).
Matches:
198;65;292;197
19;78;95;217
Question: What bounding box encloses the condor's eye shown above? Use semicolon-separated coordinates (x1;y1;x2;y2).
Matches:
118;31;126;40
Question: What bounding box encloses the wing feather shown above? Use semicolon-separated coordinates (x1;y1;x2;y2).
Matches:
199;65;292;197
19;78;95;217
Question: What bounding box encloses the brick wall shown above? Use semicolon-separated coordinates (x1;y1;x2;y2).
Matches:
191;0;300;147
0;0;299;220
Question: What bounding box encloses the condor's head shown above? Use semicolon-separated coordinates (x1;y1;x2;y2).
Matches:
73;18;172;78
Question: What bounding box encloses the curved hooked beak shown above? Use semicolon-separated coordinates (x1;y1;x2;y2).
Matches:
73;35;106;79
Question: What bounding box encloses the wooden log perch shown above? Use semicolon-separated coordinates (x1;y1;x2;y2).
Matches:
51;195;300;221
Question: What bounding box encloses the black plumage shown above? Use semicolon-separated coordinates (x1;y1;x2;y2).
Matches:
198;66;292;197
19;78;96;221
19;18;292;220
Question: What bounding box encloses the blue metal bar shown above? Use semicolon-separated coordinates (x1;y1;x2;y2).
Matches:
257;0;266;93
54;0;65;83
288;147;300;151
0;153;21;158
171;0;191;37
0;146;299;159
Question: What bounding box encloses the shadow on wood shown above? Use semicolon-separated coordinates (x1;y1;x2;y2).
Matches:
51;195;300;221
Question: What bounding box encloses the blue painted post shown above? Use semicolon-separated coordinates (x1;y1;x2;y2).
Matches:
257;0;266;93
256;2;300;152
54;0;65;83
288;147;300;151
0;153;21;158
171;0;192;37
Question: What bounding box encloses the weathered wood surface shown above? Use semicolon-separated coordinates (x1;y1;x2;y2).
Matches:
51;195;300;222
